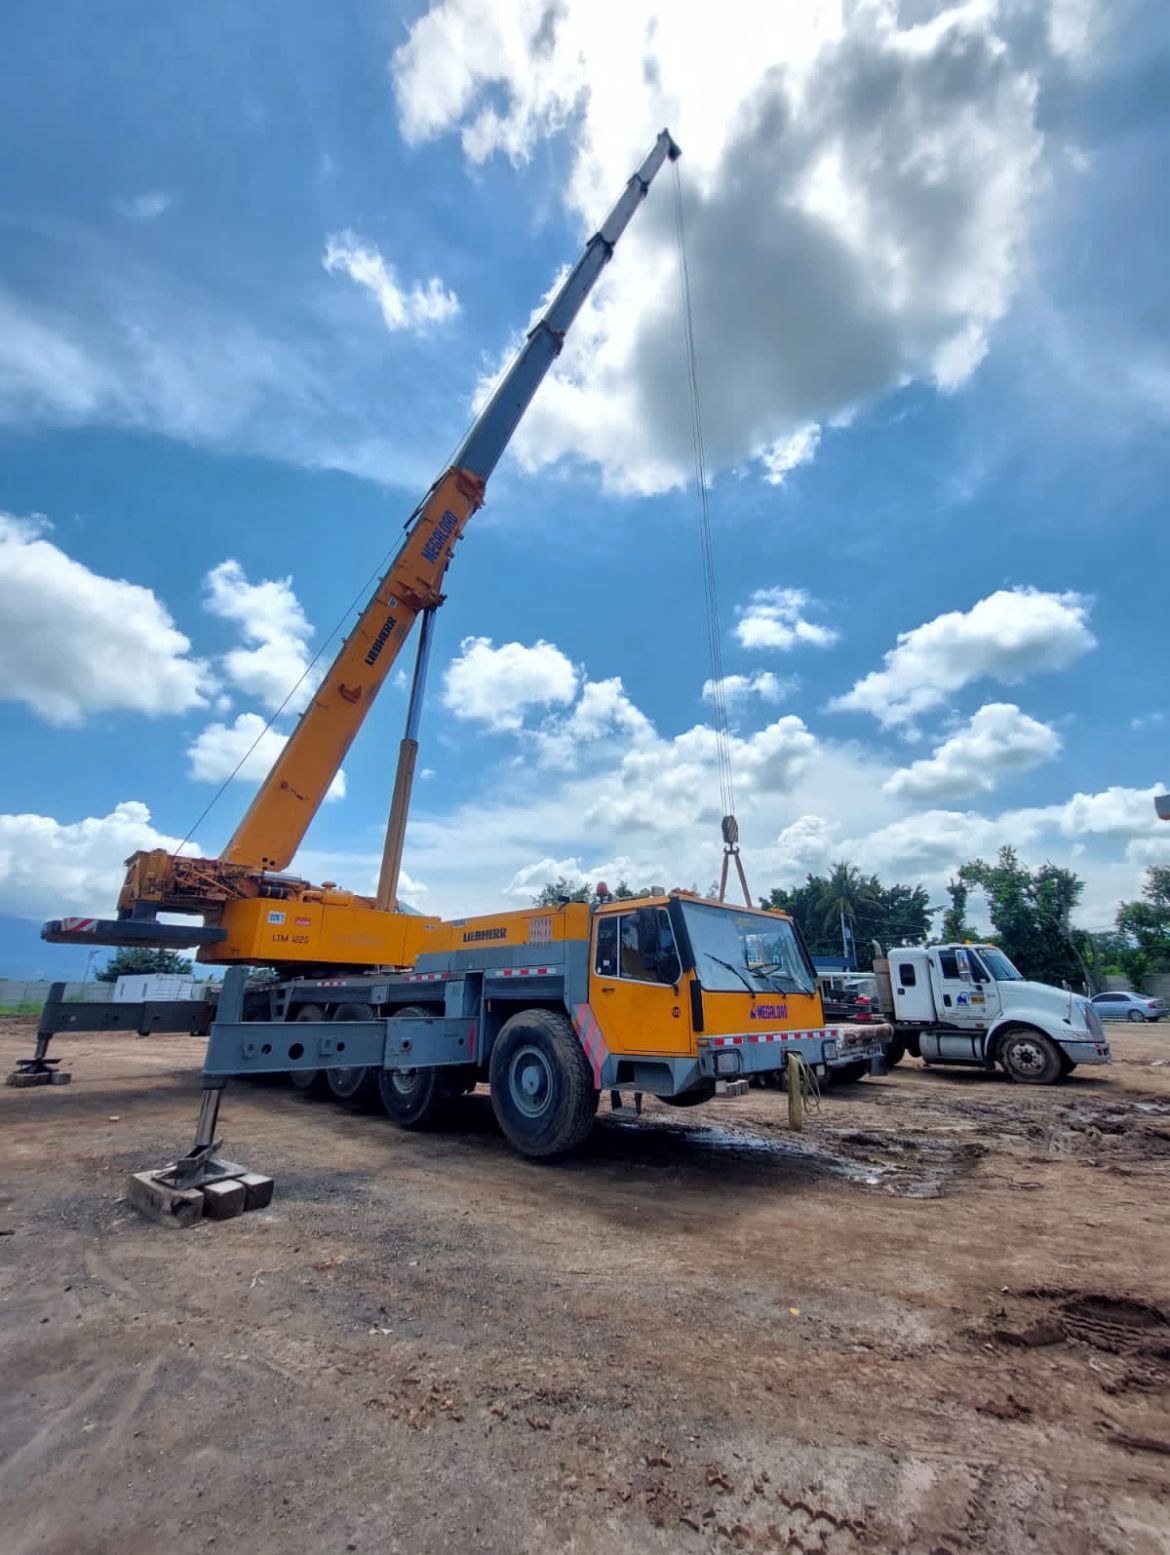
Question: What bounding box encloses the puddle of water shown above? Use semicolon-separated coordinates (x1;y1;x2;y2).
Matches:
606;1114;966;1197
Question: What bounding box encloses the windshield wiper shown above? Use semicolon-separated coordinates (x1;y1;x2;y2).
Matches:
751;960;809;993
703;954;755;993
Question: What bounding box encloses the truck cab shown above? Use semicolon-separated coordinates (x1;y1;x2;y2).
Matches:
585;893;843;1097
877;943;1111;1083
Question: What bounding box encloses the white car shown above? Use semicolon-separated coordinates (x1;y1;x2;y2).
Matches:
1090;990;1166;1023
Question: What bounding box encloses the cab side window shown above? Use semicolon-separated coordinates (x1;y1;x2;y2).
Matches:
898;963;917;987
596;909;681;985
938;950;961;979
619;916;650;979
595;916;618;977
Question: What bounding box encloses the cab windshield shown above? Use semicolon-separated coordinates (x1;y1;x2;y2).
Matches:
978;946;1023;981
681;901;816;996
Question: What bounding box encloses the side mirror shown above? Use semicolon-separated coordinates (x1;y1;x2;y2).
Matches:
956;950;972;981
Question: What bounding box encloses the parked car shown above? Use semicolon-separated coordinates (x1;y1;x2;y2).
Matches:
1090;990;1166;1023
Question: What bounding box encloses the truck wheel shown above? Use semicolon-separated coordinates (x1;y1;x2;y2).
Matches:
489;1008;598;1158
289;1004;326;1093
885;1038;906;1067
829;1060;869;1086
999;1027;1062;1085
660;1085;715;1107
325;1003;380;1107
377;1006;454;1129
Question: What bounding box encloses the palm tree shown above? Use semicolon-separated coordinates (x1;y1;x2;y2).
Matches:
819;861;880;963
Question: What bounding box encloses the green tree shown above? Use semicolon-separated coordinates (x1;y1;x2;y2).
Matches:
95;947;194;983
958;848;1085;986
1115;866;1170;981
530;877;638;907
531;876;592;906
760;865;931;968
940;876;974;942
818;861;880;954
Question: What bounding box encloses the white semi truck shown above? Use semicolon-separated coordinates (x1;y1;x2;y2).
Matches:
873;943;1111;1084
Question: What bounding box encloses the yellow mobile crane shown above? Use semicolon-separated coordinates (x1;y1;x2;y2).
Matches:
21;134;887;1220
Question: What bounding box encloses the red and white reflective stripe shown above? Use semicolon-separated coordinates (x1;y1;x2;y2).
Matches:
403;972;447;982
572;1003;611;1087
699;1028;839;1047
496;966;554;978
60;917;97;933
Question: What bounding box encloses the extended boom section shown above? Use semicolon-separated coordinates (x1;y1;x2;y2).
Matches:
41;130;681;967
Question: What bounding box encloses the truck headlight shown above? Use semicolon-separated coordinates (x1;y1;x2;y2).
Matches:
715;1050;742;1075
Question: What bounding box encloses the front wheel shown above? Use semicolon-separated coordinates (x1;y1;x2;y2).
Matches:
885;1038;906;1067
489;1009;598;1158
999;1028;1063;1085
660;1086;715;1108
826;1059;870;1087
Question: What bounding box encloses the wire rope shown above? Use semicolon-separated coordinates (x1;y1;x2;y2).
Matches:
673;161;735;822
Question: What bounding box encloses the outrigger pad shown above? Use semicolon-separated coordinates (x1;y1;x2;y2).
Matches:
126;1170;205;1229
6;1063;71;1088
125;1162;275;1229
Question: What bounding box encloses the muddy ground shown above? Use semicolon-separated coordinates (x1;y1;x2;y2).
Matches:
2;1019;1169;1555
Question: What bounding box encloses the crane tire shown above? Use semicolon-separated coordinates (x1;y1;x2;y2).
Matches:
828;1059;869;1086
377;1005;455;1129
998;1027;1063;1085
325;1002;380;1107
289;1004;327;1093
660;1086;716;1107
489;1008;598;1159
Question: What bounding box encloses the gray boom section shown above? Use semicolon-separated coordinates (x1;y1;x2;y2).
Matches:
453;129;680;482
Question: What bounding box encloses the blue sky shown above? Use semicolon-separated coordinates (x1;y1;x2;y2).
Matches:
1;0;1167;977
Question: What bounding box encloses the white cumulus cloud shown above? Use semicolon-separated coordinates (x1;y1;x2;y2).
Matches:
0;800;196;920
884;702;1062;801
734;587;839;652
394;0;1049;492
830;587;1095;730
703;670;796;707
323;232;460;332
203;559;316;713
187;713;346;800
0;513;214;725
442;636;578;731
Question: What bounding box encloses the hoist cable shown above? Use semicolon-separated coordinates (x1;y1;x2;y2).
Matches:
673;161;735;820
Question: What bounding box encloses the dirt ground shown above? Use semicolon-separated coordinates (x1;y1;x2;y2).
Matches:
2;1018;1169;1555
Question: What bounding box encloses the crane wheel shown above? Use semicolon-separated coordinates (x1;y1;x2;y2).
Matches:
489;1008;598;1159
289;1005;327;1093
377;1005;456;1129
324;1003;380;1107
660;1086;715;1107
